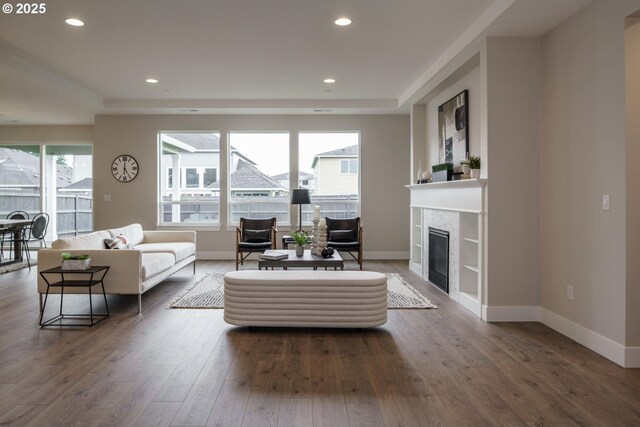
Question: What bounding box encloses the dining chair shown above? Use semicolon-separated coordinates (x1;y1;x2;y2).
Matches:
0;211;30;262
20;213;50;269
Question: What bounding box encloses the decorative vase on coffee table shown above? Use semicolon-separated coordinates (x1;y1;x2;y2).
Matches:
295;245;304;257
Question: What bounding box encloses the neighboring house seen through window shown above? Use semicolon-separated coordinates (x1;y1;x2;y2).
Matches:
159;132;221;224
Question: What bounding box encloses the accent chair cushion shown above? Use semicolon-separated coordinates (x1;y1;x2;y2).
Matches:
327;241;360;250
238;241;272;251
329;229;355;242
244;229;271;243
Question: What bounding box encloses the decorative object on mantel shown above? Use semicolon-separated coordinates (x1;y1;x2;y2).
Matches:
421;170;431;183
416;161;423;184
438;90;469;168
461;155;481;179
431;162;453;182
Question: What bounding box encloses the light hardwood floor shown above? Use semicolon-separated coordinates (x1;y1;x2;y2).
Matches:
1;260;639;426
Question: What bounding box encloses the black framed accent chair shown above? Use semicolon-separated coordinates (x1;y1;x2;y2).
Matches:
325;217;363;270
0;210;30;263
235;217;277;270
22;213;50;269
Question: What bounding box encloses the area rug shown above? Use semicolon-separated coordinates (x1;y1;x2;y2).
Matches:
169;272;437;309
0;262;30;274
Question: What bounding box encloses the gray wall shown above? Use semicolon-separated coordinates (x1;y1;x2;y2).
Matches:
92;114;410;258
540;0;640;346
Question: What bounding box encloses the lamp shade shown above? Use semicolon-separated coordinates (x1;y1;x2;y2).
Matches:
291;189;311;205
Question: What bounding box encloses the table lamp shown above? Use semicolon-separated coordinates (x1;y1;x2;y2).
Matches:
290;189;311;232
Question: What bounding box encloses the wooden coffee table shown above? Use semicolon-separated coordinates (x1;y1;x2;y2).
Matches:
258;250;344;270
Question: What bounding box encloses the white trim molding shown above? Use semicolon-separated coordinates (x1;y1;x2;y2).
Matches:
539;308;632;367
482;305;540;322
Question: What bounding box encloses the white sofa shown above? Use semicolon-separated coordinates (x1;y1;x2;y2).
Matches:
37;223;196;312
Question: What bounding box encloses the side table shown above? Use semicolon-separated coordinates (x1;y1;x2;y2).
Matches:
39;265;110;327
282;235;295;249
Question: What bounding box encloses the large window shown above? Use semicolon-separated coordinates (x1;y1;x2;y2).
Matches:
228;133;289;224
159;132;220;224
0;144;93;243
45;145;93;238
299;132;360;224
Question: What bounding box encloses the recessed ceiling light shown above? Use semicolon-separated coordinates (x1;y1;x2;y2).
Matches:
163;90;170;93
145;78;159;84
324;78;336;83
65;18;85;27
334;17;352;26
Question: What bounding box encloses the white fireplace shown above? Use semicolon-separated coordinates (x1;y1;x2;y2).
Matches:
407;180;487;318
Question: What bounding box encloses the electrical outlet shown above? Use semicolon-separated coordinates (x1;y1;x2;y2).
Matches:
567;285;574;301
602;194;610;210
104;194;112;202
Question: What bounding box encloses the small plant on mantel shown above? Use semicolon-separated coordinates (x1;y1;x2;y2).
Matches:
461;156;481;170
431;162;453;173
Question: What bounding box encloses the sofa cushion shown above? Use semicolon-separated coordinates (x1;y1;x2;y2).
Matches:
134;242;195;262
140;253;175;280
108;224;144;246
52;230;111;249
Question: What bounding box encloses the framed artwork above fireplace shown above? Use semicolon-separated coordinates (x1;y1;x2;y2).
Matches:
438;89;469;167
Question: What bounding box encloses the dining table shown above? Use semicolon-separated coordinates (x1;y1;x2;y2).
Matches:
0;219;32;266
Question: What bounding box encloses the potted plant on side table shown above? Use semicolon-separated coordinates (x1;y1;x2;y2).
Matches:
61;252;92;270
290;231;310;257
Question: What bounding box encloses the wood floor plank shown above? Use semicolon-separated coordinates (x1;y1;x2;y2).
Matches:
206;380;250;427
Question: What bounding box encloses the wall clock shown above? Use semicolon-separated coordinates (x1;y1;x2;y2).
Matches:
111;154;139;182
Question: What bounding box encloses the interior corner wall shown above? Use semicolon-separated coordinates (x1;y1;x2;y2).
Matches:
425;66;481;170
93;114;410;258
539;0;640;345
485;37;540;308
625;18;640;347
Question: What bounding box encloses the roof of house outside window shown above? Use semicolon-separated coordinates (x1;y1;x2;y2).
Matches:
311;144;358;168
209;159;287;191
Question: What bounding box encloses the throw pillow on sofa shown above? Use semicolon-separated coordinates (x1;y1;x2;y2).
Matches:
104;237;125;249
116;234;133;249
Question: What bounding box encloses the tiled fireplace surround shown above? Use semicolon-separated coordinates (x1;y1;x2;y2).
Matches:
407;180;486;318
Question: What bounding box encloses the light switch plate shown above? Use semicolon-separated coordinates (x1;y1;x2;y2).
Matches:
567;285;574;301
602;194;610;210
104;194;112;202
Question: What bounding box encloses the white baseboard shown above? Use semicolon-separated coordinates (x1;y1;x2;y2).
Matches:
363;251;409;260
196;251;409;261
625;347;640;368
539;308;630;367
482;305;540;322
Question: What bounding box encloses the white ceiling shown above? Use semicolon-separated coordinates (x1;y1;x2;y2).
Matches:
0;0;592;125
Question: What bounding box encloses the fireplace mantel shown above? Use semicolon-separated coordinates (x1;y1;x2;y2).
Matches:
406;179;487;214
